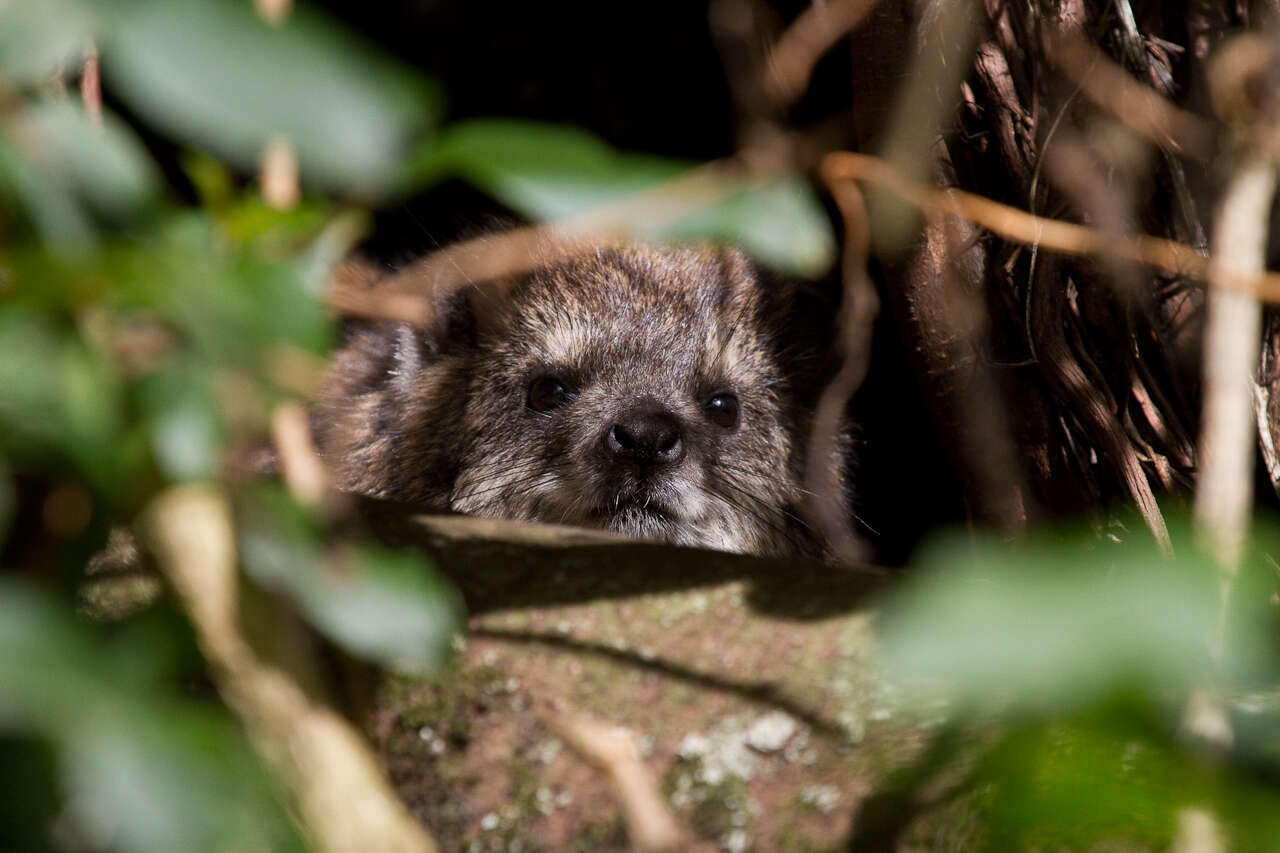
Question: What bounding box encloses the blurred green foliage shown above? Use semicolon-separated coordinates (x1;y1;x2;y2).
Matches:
0;580;305;852
412;119;836;274
875;519;1280;849
0;1;836;848
4;0;1276;851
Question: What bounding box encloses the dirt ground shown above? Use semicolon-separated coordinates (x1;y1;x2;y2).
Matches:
366;518;961;851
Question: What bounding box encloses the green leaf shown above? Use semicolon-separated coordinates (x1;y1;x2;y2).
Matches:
0;308;134;494
665;174;836;278
0;580;304;853
0;581;100;729
875;522;1276;714
973;714;1280;851
0;0;95;85
0;136;96;249
415;119;684;217
308;544;462;675
0;99;160;248
237;485;461;675
413;119;837;276
102;0;440;196
136;362;223;482
62;707;301;853
6;101;161;217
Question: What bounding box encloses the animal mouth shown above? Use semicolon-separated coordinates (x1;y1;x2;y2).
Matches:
597;495;673;522
587;492;683;534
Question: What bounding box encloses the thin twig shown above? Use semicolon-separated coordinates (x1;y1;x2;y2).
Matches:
143;486;439;853
254;0;293;26
260;135;301;211
551;711;686;852
805;178;876;564
821;150;1280;301
80;41;100;125
1194;153;1275;598
327;156;794;328
271;401;329;509
764;0;882;105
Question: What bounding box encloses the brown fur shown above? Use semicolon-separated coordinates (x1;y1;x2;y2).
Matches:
315;242;846;557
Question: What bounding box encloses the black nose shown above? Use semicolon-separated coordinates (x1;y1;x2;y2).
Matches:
604;407;686;469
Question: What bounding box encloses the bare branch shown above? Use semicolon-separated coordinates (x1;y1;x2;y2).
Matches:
552;711;687;852
1194;155;1275;575
764;0;882;105
271;401;329;509
80;41;100;125
821;150;1280;301
326;156;794;328
805;177;876;564
255;0;293;26
143;486;440;853
260;135;301;210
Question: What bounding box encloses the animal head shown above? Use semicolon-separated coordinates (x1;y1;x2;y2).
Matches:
319;243;843;557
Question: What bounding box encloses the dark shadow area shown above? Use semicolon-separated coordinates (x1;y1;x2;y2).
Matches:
360;498;890;618
844;724;969;851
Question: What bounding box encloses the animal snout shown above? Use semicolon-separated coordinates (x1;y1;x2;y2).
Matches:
603;406;686;469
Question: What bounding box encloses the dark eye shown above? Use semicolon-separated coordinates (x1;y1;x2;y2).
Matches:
527;375;575;412
703;392;740;430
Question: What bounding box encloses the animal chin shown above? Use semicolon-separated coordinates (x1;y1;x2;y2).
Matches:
595;498;683;541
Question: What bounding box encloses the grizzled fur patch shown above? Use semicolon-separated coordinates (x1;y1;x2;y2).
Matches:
315;243;846;557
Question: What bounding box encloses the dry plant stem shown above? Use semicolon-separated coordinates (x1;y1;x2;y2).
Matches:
552;712;686;852
764;0;881;104
821;150;1280;301
254;0;293;26
143;486;439;853
271;401;329;509
260;135;301;211
80;41;100;124
1044;32;1216;160
1170;807;1227;853
807;178;876;563
1195;155;1277;582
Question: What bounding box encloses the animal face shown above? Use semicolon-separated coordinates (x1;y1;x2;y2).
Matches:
448;246;807;555
317;243;838;557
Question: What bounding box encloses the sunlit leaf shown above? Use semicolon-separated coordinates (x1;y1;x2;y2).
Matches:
414;119;683;217
237;485;461;674
103;0;440;196
412;119;837;276
665;175;836;278
217;196;331;250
